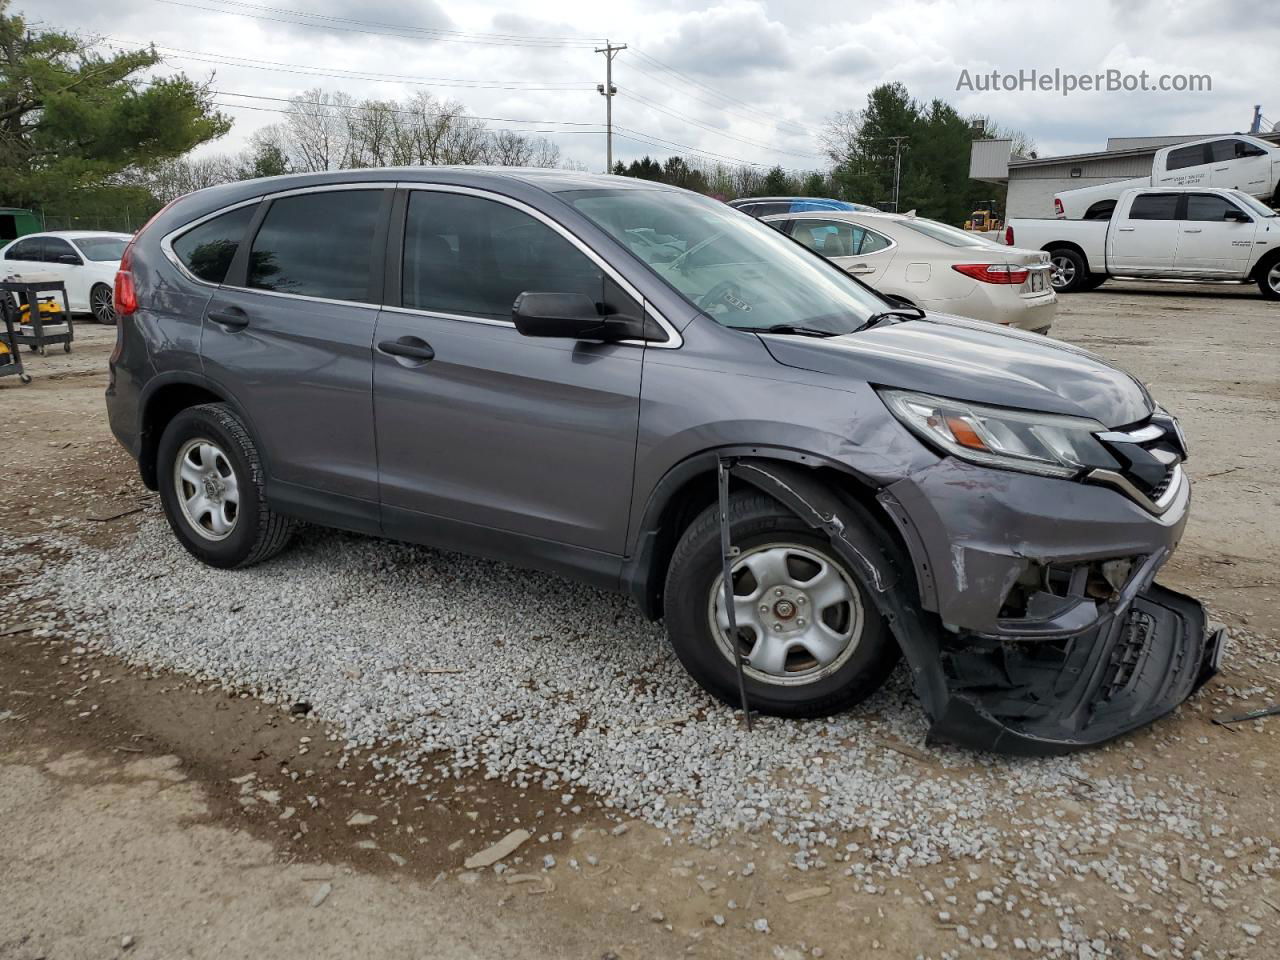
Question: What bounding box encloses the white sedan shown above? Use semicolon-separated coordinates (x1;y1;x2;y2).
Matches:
763;210;1057;333
0;231;132;324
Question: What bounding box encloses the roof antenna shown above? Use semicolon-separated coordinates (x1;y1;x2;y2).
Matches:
717;456;754;732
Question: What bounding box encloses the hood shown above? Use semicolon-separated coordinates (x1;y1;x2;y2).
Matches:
762;313;1153;428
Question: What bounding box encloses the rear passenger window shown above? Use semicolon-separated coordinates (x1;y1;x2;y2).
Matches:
1165;144;1207;171
4;237;42;261
248;190;384;301
1128;194;1180;220
402;191;615;320
172;204;256;284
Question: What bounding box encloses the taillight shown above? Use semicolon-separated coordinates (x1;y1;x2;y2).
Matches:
952;263;1030;285
1054;197;1065;218
114;197;181;317
113;243;137;316
1004;225;1014;246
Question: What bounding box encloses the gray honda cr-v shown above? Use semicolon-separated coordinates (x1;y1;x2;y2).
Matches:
105;168;1223;755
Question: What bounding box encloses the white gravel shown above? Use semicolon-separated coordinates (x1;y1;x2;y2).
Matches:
6;514;1279;921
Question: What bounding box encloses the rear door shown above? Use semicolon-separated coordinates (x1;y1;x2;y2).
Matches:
372;185;644;557
1173;193;1257;276
785;217;896;285
1107;193;1181;274
200;184;391;510
1157;142;1211;189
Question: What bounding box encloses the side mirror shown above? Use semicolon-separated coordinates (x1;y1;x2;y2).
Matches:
58;254;82;265
1224;208;1252;223
512;292;646;342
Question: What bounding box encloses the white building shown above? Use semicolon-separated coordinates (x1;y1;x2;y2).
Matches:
971;132;1280;219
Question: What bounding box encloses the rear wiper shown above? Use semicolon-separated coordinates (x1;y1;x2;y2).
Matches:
732;323;841;338
857;306;926;331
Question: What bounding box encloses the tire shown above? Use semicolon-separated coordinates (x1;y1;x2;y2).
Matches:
90;283;116;325
1258;254;1280;301
1048;247;1088;293
663;491;900;719
157;403;294;569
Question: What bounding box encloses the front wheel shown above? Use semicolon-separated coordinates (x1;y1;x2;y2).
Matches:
1048;248;1088;293
157;403;294;569
663;492;900;718
1259;256;1280;301
90;283;117;325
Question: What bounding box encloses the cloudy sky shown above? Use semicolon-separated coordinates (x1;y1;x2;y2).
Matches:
40;0;1280;172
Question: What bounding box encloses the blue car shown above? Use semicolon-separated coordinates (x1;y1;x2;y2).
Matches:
728;196;878;218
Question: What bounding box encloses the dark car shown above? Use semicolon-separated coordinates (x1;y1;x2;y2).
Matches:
105;168;1223;755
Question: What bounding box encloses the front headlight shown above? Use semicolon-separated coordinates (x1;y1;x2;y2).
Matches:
878;389;1120;479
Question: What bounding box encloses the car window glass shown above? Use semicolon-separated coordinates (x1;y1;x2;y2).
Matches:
173;204;257;284
4;237;40;261
897;218;990;247
44;237;76;262
248;191;383;301
1185;194;1245;222
791;219;891;257
402;191;618;320
75;237;129;262
1165;144;1207;171
566;187;887;335
1210;139;1260;163
1128;194;1180;220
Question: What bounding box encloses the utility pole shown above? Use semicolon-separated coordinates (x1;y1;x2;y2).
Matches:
595;40;626;172
887;136;907;212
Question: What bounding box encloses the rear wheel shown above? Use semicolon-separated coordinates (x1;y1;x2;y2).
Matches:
1048;248;1088;293
90;283;116;325
663;492;900;718
157;403;294;568
1259;255;1280;301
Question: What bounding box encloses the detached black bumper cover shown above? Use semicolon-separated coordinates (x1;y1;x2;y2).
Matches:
928;583;1225;755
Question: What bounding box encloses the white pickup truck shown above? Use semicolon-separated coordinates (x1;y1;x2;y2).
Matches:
1054;134;1280;220
1004;187;1280;298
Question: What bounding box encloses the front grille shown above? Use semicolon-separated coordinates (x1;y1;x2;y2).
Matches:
1097;609;1154;701
1094;414;1186;509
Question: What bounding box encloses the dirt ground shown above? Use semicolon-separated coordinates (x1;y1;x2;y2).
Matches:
2;283;1279;960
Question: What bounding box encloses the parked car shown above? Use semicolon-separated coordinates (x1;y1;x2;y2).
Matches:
104;169;1222;755
1006;187;1280;298
728;196;878;218
764;209;1056;333
1054;134;1280;220
0;230;132;323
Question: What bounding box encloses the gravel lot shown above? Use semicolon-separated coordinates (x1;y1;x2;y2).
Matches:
3;284;1280;959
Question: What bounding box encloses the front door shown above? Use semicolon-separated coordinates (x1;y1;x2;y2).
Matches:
1209;139;1272;195
1173;193;1258;276
200;185;390;507
1108;193;1181;274
373;187;643;556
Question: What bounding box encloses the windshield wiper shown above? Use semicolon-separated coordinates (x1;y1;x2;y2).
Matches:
732;323;841;338
857;306;926;332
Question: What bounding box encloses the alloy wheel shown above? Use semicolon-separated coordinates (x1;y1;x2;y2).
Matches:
173;438;240;541
1050;255;1076;290
708;542;864;686
91;285;116;324
1269;262;1280;296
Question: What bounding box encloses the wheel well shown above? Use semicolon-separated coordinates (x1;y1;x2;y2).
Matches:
1044;241;1090;273
1251;246;1280;281
138;383;225;489
634;460;917;620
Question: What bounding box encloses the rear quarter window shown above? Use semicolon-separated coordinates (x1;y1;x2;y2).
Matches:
172;204;258;284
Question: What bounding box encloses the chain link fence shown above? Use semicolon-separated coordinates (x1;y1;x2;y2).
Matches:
34;208;152;234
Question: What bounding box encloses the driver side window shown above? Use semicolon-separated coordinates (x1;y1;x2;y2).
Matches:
403;191;633;321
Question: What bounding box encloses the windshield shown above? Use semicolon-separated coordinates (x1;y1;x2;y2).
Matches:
1234;192;1278;218
563;188;888;334
896;217;994;248
74;237;129;261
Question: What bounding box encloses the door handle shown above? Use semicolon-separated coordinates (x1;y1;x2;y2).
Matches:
378;336;435;363
1183;228;1203;234
208;306;249;329
847;263;875;275
1117;227;1136;232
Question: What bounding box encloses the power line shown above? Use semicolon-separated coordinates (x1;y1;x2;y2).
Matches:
99;38;595;91
207;99;600;137
152;0;605;48
612;126;767;168
615;86;822;160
